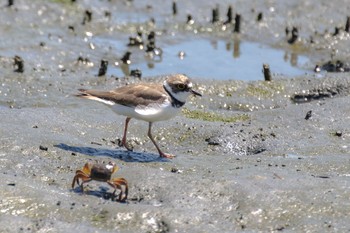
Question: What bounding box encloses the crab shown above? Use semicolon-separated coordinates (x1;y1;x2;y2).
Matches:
71;161;128;201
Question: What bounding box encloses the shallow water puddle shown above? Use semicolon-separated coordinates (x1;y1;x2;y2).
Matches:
98;38;309;81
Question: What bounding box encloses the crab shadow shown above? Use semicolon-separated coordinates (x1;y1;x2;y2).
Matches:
54;143;169;163
71;186;127;203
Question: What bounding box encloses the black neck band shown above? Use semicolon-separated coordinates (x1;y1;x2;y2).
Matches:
163;85;185;108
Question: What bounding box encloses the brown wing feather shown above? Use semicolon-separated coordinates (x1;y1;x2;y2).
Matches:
76;83;167;107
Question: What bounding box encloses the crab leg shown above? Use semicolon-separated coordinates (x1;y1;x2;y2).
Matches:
107;178;128;201
72;171;92;191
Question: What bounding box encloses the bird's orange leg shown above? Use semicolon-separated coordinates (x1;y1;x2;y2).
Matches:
147;122;174;158
121;117;133;151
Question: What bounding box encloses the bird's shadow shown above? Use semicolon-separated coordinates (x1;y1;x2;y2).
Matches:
54;143;168;163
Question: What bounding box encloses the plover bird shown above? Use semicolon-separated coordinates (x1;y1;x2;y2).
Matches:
76;74;202;158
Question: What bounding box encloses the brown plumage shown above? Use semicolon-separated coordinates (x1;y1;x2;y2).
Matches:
76;83;168;107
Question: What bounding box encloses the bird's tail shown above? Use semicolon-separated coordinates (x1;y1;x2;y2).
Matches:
75;89;115;105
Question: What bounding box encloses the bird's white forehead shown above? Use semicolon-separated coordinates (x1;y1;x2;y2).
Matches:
188;82;193;88
106;163;114;170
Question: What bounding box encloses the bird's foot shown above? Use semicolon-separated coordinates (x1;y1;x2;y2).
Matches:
117;138;133;151
159;152;175;159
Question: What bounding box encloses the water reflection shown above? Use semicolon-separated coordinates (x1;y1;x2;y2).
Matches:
120;63;129;76
233;38;241;58
284;51;298;67
104;38;308;80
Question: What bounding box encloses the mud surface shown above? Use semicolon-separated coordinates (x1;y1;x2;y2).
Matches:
1;0;350;232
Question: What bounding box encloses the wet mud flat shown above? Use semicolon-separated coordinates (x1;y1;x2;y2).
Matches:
3;75;350;232
1;0;350;232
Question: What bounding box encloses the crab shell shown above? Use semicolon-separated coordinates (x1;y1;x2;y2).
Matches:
72;162;128;201
89;162;116;181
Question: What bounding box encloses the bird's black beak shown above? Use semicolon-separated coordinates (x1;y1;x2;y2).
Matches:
191;89;202;97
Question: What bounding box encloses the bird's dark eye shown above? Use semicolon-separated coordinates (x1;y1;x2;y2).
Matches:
177;84;186;90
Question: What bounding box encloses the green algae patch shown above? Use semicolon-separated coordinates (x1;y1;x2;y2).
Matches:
91;209;109;224
50;0;72;3
182;108;250;123
246;81;285;98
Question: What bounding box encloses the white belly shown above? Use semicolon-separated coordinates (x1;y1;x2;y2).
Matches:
109;100;181;122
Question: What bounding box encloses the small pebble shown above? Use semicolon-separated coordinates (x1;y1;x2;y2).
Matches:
335;131;342;137
14;55;24;73
130;69;142;78
121;52;132;64
171;167;178;173
178;51;186;59
39;145;48;151
82;10;92;25
288;27;298;44
257;12;263;21
305;110;312;120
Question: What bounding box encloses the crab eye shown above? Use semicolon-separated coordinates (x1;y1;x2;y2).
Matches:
177;83;186;90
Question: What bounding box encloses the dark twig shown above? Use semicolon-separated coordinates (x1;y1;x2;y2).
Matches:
234;14;241;33
14;55;24;73
212;5;219;24
262;64;271;81
172;1;177;15
98;60;108;76
345;16;350;33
